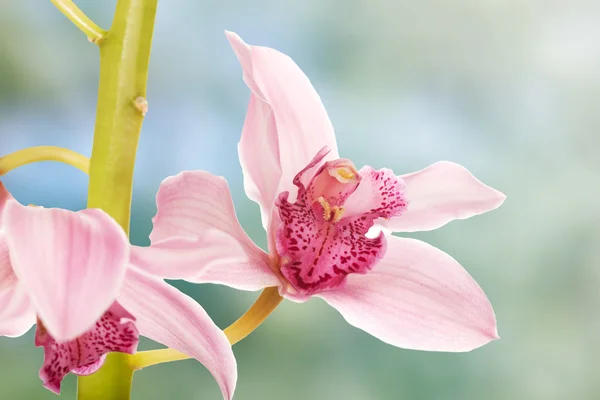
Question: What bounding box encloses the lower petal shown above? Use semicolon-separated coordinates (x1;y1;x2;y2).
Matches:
118;267;237;400
318;236;497;352
36;302;139;394
0;237;17;291
383;161;506;232
0;283;35;337
0;235;35;337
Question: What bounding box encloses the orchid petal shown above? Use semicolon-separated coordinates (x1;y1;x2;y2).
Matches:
226;31;339;229
137;170;278;290
382;162;506;232
131;236;278;291
0;181;15;223
0;236;17;291
119;268;237;400
318;236;497;352
4;203;129;341
0;283;35;337
0;234;35;337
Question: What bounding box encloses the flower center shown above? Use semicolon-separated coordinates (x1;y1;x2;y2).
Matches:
275;148;407;296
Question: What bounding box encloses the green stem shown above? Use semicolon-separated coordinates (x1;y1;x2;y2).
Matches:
85;0;156;234
77;0;157;399
50;0;107;43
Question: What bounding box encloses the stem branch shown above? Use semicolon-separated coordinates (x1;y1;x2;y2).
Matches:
50;0;107;43
0;146;89;175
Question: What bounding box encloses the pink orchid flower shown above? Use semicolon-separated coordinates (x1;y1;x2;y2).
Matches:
0;184;236;398
131;31;506;353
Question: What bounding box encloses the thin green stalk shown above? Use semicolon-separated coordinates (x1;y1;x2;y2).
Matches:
0;146;89;175
51;0;107;43
77;0;158;399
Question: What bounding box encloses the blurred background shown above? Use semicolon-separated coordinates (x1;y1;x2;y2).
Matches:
1;0;600;399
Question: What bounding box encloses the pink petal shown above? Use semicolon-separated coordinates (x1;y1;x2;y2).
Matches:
136;170;278;290
0;236;17;291
36;303;139;394
382;162;506;232
226;31;339;229
119;268;237;400
0;234;35;337
0;181;15;224
4;203;129;341
0;283;35;337
318;236;498;352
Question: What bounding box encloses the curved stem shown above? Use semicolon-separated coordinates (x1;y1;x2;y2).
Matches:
0;146;89;175
130;287;284;370
51;0;107;43
224;287;283;345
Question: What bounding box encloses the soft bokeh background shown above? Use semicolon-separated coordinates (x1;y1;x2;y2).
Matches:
2;0;600;399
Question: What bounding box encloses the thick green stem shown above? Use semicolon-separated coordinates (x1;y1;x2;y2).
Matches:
86;0;156;233
77;0;157;399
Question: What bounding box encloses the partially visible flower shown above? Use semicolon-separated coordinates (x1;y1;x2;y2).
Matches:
0;183;236;398
131;31;506;353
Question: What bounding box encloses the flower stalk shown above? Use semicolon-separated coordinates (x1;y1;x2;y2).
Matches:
77;0;158;398
50;0;107;44
0;146;89;175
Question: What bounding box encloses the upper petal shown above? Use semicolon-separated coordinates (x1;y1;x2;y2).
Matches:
4;203;129;341
119;268;237;400
318;236;497;352
227;31;339;228
381;161;506;232
136;170;278;290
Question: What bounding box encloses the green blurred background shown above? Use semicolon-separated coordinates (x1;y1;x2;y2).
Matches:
2;0;600;399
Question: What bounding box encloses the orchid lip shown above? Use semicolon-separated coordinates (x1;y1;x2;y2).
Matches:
274;151;407;296
36;303;139;394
